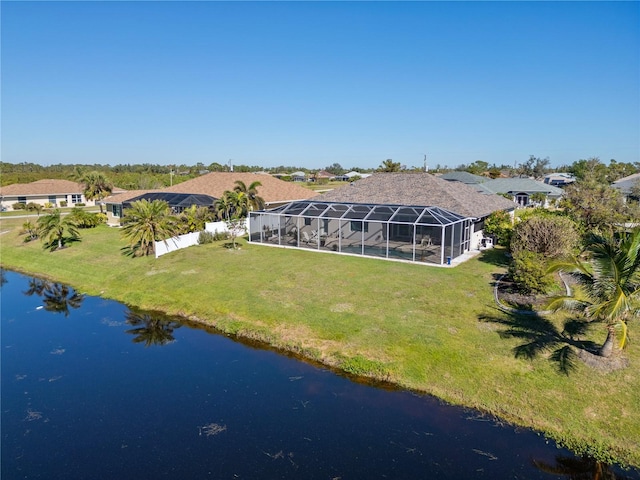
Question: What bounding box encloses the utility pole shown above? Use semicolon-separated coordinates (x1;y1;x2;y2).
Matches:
169;168;174;186
424;154;429;172
228;159;234;172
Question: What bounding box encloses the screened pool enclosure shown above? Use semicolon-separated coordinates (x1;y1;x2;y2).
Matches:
249;201;473;265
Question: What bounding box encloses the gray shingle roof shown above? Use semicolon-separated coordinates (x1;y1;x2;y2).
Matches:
313;173;515;219
612;173;640;194
481;178;565;197
439;171;487;184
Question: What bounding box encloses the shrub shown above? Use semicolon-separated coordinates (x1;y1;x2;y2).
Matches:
484;210;513;246
12;202;26;210
510;214;579;258
508;251;554;295
198;231;216;244
69;207;103;228
60;200;68;207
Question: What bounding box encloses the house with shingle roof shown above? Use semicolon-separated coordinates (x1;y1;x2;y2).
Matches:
612;173;640;200
480;178;564;207
439;171;487;185
248;173;515;266
104;172;318;225
0;179;126;211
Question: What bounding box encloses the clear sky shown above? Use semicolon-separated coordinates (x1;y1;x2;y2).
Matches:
2;1;638;170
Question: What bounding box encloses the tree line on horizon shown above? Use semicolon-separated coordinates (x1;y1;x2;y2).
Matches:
2;156;639;189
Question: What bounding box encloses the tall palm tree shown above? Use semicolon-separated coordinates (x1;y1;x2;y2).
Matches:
233;180;265;214
37;209;80;251
548;229;640;357
214;191;237;221
120;199;178;257
80;171;113;213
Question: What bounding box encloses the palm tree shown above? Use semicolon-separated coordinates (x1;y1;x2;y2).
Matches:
37;209;80;251
548;229;640;357
377;159;402;172
233;180;265;214
80;171;113;213
120;199;178;257
214;191;237;221
178;205;213;234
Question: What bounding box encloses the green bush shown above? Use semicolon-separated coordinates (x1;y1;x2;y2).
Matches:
60;200;68;207
484;210;513;246
12;202;26;210
198;231;216;244
508;251;554;295
69;207;103;228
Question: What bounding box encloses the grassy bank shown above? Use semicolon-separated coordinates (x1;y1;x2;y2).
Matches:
1;218;639;467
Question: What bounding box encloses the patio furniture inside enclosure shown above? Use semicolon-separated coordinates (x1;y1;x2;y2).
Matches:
249;201;472;265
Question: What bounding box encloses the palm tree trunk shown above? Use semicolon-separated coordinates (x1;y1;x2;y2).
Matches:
599;326;615;357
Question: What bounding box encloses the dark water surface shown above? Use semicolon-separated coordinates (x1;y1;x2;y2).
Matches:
1;270;638;479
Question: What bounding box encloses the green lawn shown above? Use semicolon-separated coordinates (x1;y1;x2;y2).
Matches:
1;218;639;467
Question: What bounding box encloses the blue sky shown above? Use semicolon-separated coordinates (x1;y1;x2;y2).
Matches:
2;1;638;170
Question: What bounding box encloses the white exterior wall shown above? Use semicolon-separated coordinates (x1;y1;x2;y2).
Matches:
0;193;93;211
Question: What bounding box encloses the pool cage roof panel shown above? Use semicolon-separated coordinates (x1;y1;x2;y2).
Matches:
123;192;217;208
260;201;468;226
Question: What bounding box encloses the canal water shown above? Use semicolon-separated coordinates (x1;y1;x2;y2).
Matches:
1;269;638;479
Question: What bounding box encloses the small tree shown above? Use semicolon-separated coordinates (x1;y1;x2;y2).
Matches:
21;221;39;242
226;216;246;250
37;209;80;251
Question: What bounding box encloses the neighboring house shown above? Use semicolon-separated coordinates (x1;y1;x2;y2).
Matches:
543;172;576;187
313;170;334;182
0;179;126;211
480;178;564;207
439;171;487;185
248;173;515;266
104;172;318;225
109;192;217;223
290;171;307;182
612;173;640;201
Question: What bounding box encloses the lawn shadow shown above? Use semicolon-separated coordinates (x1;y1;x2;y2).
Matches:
477;247;510;268
479;308;598;375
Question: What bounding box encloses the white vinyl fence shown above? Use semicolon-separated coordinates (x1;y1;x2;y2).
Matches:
154;219;249;258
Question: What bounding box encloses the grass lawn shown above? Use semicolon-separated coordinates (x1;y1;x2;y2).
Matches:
1;217;639;467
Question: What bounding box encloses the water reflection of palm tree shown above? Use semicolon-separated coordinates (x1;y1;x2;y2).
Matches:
534;455;627;479
124;309;182;347
24;277;51;297
24;277;84;317
42;283;84;316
